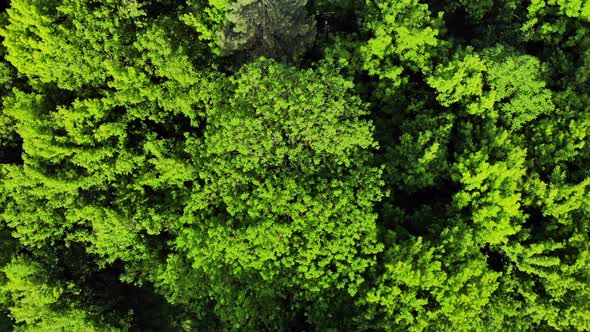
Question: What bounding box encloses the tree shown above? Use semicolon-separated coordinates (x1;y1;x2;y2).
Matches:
157;58;383;329
361;0;445;90
0;257;126;331
180;0;317;62
217;0;316;61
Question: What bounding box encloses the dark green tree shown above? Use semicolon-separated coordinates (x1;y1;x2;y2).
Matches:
218;0;316;61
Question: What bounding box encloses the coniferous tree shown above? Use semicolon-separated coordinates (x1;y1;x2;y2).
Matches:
218;0;316;61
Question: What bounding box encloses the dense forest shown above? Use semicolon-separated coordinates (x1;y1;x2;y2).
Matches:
0;0;589;330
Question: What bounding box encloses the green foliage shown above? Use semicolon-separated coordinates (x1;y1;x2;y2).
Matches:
158;58;383;329
181;0;317;61
217;0;316;61
361;0;444;88
1;257;124;331
428;45;554;130
453;143;527;245
2;0;143;90
384;112;454;191
357;229;500;331
523;0;590;42
180;0;233;51
0;0;589;330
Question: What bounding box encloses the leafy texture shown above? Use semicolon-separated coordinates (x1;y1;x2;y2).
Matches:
0;0;589;330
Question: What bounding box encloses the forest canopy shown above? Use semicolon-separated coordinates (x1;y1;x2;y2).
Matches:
0;0;590;330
